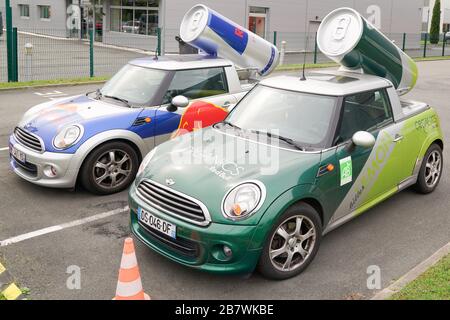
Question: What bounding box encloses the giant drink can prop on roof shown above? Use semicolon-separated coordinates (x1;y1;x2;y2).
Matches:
317;7;418;95
180;4;279;76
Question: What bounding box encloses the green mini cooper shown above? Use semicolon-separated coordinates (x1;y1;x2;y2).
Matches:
128;71;443;279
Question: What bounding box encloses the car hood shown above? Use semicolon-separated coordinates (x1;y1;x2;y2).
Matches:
138;127;322;224
17;95;143;153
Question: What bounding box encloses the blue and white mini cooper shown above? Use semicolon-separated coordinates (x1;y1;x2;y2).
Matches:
9;55;250;194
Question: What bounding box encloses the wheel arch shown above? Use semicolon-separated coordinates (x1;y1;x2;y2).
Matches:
70;130;149;184
295;197;324;227
433;138;444;151
253;184;325;248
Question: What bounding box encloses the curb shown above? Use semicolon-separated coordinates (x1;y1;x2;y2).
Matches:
0;80;107;92
370;241;450;300
0;262;24;300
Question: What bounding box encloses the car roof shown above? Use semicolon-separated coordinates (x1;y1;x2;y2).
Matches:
129;54;233;70
261;70;393;96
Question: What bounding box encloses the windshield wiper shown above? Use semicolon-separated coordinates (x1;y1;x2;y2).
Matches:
104;95;131;108
86;89;102;100
249;129;305;151
219;121;242;130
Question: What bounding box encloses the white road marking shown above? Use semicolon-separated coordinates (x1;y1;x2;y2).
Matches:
0;147;9;151
34;90;67;100
0;206;129;247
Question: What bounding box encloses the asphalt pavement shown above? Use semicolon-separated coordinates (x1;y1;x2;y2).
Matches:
0;62;449;299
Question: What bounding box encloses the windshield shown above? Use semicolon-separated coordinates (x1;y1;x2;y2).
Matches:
225;85;338;148
100;64;168;106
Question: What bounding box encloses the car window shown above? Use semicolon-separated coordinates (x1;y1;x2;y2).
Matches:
100;65;168;106
336;89;393;143
226;85;338;148
163;68;228;104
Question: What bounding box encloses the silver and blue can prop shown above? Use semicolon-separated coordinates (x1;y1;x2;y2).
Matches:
317;7;418;95
180;4;279;76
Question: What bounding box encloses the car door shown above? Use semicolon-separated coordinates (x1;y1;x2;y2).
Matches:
162;67;237;109
157;67;238;141
318;89;404;224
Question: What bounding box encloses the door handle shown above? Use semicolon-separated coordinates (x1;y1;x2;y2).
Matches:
223;101;231;108
393;134;404;142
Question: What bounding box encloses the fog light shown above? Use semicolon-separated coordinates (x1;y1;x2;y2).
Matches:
43;165;57;178
223;245;233;257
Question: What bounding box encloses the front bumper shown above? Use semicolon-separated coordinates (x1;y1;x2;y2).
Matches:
128;186;263;274
9;135;78;188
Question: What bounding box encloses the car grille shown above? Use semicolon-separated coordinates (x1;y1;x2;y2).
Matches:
138;222;200;258
11;156;38;176
137;180;208;225
14;127;43;152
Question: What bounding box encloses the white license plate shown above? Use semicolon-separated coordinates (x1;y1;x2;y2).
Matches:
10;145;26;163
138;207;176;239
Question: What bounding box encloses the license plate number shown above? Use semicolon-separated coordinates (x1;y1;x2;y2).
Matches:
10;145;26;163
138;207;176;239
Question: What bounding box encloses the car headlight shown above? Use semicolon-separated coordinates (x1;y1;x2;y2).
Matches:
137;147;157;177
53;125;83;150
222;181;266;220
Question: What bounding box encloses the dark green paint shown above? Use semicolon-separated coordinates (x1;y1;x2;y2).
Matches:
129;108;443;274
12;27;18;82
423;33;428;58
341;18;403;88
402;33;406;52
89;29;94;78
313;32;318;64
5;0;14;82
157;27;162;56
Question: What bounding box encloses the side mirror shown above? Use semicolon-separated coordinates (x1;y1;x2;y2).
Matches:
167;95;189;112
352;131;376;148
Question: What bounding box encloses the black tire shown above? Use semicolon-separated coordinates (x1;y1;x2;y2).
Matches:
257;202;322;280
414;143;443;194
80;141;139;195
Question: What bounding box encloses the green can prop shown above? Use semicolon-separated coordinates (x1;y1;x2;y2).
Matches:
317;7;418;95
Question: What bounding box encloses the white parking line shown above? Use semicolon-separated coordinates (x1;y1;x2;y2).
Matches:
0;206;129;247
0;147;9;151
33;90;68;101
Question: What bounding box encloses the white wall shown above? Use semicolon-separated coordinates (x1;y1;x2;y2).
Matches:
428;0;450;32
163;0;424;53
9;0;68;36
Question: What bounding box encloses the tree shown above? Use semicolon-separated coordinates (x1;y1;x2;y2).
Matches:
429;0;441;44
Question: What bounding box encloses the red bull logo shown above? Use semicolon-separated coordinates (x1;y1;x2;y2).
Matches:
171;100;228;138
234;28;244;38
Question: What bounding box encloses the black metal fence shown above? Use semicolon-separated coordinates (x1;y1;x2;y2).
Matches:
0;28;448;83
0;27;160;83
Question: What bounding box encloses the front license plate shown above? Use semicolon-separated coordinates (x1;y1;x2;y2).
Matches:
10;145;26;163
138;207;176;239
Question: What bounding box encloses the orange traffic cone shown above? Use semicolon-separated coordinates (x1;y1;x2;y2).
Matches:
114;237;150;300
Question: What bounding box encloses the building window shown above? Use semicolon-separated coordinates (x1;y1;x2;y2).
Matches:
19;4;30;18
39;5;51;20
443;23;450;32
110;0;159;36
248;7;268;39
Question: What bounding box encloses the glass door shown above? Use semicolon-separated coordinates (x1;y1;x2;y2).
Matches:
94;0;104;41
248;7;268;39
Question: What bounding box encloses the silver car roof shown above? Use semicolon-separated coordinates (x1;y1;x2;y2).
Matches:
261;70;393;96
129;54;233;70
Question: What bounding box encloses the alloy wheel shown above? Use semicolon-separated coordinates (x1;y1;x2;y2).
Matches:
425;150;442;188
92;149;132;189
269;215;316;272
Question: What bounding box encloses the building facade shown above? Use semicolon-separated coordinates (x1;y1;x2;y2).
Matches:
1;0;427;52
426;0;450;33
